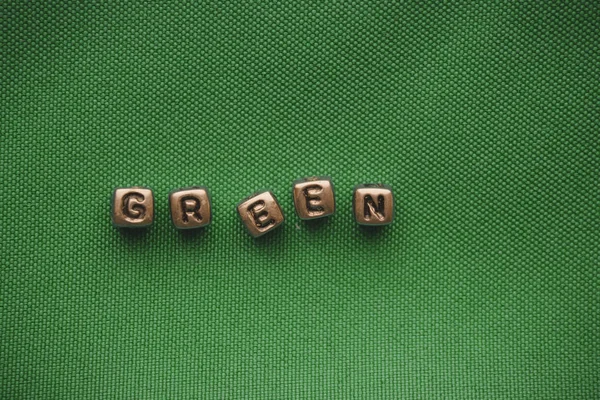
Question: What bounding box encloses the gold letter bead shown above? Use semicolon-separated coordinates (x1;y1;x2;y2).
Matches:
353;184;394;226
237;191;284;237
112;187;154;228
169;187;212;229
292;176;335;220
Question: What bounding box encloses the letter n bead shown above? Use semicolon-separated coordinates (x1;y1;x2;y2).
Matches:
353;184;394;226
112;187;154;228
292;176;335;220
237;191;284;237
169;187;212;229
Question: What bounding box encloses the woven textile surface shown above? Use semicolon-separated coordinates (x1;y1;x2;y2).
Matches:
1;2;599;399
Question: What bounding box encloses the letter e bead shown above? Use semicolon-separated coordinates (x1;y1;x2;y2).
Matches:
237;191;284;237
112;187;154;228
353;184;394;226
292;176;335;220
169;187;212;229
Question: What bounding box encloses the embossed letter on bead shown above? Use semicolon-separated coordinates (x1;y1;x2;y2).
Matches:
292;176;335;220
353;184;394;226
169;187;212;229
112;187;154;228
237;191;284;237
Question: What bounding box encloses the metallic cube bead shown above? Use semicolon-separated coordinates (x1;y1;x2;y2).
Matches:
292;176;335;220
169;186;212;229
353;184;394;226
237;191;284;237
112;187;154;228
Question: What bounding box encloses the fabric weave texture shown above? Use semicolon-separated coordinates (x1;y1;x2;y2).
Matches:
1;2;598;399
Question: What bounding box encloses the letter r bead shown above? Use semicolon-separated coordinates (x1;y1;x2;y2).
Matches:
237;191;284;237
169;187;212;229
112;187;154;228
353;184;394;226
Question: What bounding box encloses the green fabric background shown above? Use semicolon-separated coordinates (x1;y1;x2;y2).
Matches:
1;2;598;399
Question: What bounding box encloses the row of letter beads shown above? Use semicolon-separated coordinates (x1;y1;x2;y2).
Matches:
112;177;394;237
